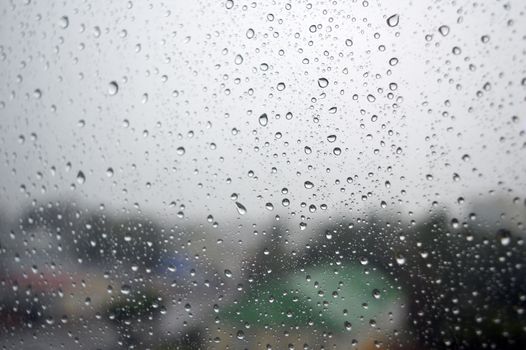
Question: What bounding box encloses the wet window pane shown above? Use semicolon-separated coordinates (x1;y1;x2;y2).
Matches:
1;0;525;349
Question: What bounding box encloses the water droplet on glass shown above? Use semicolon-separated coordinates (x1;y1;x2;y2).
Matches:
438;25;450;36
386;14;399;27
76;171;86;184
497;229;511;246
259;113;268;126
318;78;329;88
120;284;131;295
235;201;247;215
235;54;244;65
108;81;119;96
59;16;69;29
106;167;114;177
372;289;381;299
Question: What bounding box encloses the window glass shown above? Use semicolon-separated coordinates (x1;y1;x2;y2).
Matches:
0;1;525;349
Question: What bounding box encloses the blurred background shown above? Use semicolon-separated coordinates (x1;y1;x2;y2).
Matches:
1;0;525;349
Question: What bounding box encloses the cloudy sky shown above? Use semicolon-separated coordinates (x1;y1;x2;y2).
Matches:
1;0;525;235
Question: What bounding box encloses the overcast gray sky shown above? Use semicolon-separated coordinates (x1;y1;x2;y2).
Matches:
1;0;525;235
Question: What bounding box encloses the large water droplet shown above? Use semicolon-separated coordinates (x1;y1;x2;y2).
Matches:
59;16;69;29
76;171;86;184
108;81;119;96
318;78;329;88
120;284;131;295
497;229;511;246
235;201;247;215
259;113;268;126
438;25;450;36
386;14;400;27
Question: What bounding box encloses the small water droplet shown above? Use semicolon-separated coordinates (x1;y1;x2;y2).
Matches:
318;78;329;88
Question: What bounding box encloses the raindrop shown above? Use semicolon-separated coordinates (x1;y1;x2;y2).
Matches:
395;254;406;265
259;113;268;126
235;201;247;215
76;171;86;184
120;284;131;295
108;81;119;96
59;16;69;29
372;289;381;299
386;14;399;27
106;167;114;177
497;229;511;246
235;54;244;65
318;78;329;88
438;25;450;36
